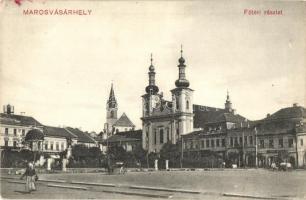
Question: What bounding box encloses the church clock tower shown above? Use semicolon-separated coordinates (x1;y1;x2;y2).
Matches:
104;83;118;135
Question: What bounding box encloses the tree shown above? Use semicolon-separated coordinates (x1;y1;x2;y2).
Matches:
132;145;147;167
160;142;181;167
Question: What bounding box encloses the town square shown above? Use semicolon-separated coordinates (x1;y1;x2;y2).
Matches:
1;0;306;199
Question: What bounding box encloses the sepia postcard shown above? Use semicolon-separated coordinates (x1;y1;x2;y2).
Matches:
0;0;305;199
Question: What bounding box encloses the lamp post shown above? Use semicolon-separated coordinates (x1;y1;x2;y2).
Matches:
255;127;258;168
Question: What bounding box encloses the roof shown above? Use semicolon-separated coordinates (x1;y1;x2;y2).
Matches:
207;112;248;124
106;134;140;143
0;113;42;127
265;106;306;121
43;126;77;139
113;113;135;127
253;105;306;136
103;129;142;143
65;127;96;143
116;129;142;140
193;104;227;128
25;129;44;141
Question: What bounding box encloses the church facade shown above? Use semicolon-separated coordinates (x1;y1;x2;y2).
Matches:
141;50;194;153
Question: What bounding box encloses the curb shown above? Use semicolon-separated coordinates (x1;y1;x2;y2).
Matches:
129;185;201;194
70;181;115;187
47;183;88;190
101;189;173;198
223;193;280;200
7;180;25;184
39;179;66;183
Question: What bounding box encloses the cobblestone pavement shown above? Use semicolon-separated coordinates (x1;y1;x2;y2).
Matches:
1;169;306;199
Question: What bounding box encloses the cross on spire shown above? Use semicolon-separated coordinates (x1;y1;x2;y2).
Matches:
180;44;183;57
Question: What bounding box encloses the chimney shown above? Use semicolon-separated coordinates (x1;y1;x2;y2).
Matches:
20;112;26;115
267;113;271;118
293;103;298;107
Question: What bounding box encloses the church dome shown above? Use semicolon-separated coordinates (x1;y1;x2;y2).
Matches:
149;64;155;72
146;85;159;94
25;129;44;141
175;79;190;88
179;56;185;64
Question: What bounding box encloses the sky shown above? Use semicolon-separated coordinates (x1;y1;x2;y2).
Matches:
0;0;305;133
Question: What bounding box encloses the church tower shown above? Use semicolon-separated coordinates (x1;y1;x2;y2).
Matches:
225;90;233;113
105;83;118;134
170;46;194;142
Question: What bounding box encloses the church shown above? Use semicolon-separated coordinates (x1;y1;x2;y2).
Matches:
104;84;135;136
141;47;249;153
141;47;306;168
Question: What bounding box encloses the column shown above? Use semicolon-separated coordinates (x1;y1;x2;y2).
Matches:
165;160;169;170
154;159;158;171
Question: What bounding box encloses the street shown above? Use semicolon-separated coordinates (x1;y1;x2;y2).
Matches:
1;169;306;199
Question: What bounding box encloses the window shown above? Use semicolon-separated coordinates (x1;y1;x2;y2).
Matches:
61;142;64;150
269;139;274;148
249;136;253;145
230;138;233;147
239;137;243;145
186;100;189;110
216;139;220;147
154;129;157;145
5;128;8;135
13;141;17;147
176;128;179;139
167;128;170;142
288;138;293;148
22;129;25;136
190;141;193;149
50;143;54;150
206;139;210;147
201;140;205;148
56;142;59;151
301;139;304;146
5;140;8;146
211;139;215;148
110;110;114;118
279;138;283;148
45;142;48;150
14;129;17;136
244;136;248;145
222;139;226;147
260;140;265;148
160;129;164;144
234;138;238;147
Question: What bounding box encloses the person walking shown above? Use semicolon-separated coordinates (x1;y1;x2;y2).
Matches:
20;162;38;193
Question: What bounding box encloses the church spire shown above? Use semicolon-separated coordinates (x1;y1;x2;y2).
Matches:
175;45;190;88
225;90;233;112
145;53;159;95
108;83;117;108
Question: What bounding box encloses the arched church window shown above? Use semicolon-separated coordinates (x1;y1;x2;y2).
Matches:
110;110;114;118
186;100;189;110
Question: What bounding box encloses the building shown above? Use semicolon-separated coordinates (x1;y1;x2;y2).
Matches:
182;103;306;168
104;84;135;135
65;127;97;147
0;105;97;154
142;50;194;153
0;104;43;150
99;129;142;152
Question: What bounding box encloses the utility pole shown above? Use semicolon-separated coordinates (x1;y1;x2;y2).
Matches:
242;131;245;168
180;136;183;168
255;127;258;168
